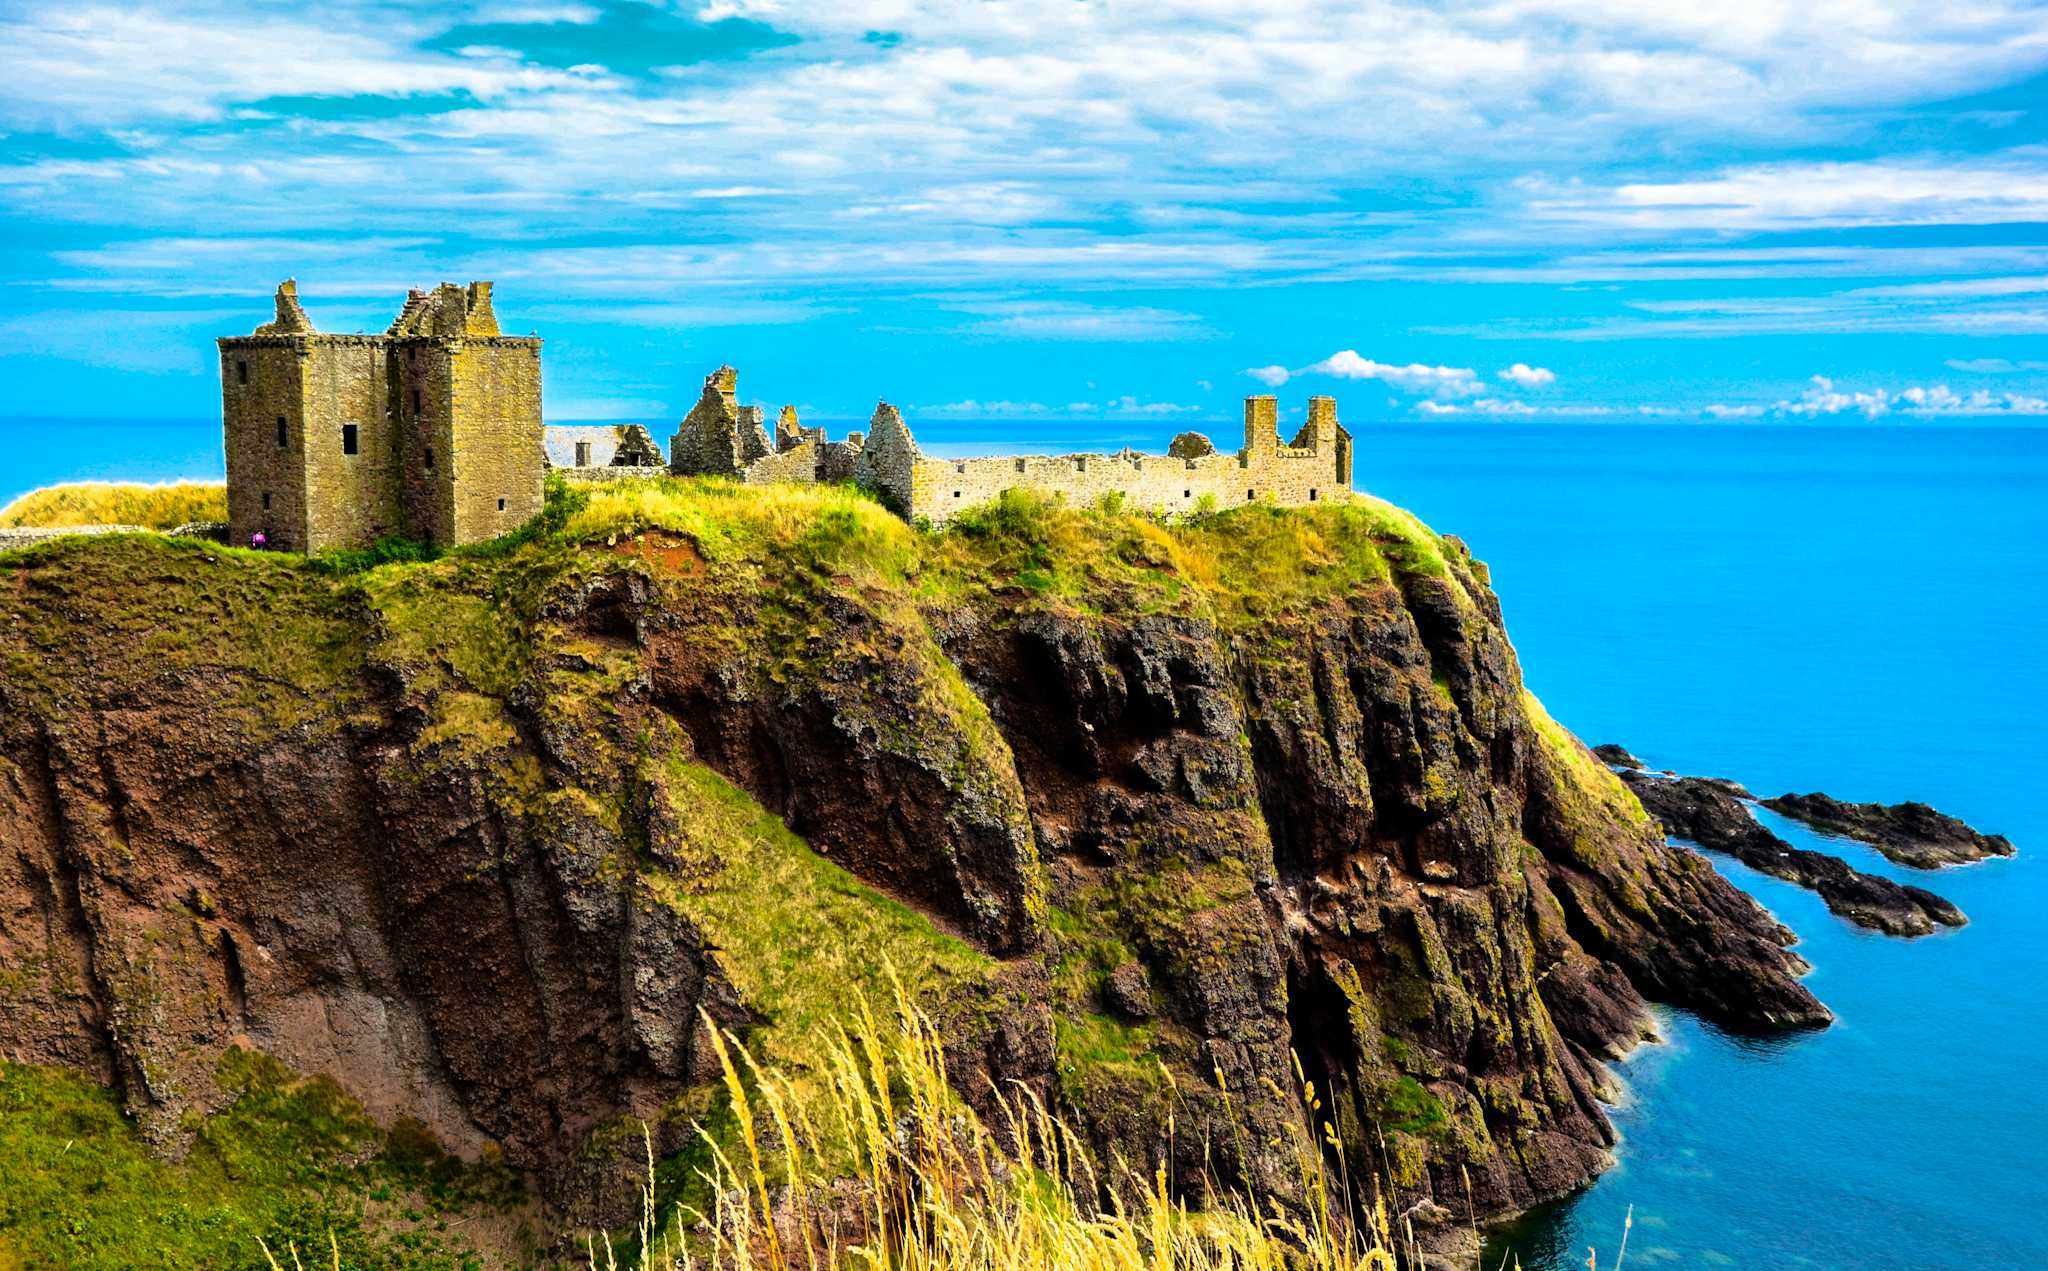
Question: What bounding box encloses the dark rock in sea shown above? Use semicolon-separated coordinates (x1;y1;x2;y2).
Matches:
1623;773;1966;937
1694;775;1756;800
1592;743;1643;769
1762;791;2016;868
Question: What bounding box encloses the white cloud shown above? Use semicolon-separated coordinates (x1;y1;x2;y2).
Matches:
1705;403;1766;418
1523;152;2048;233
1498;362;1556;387
1945;357;2048;373
950;301;1210;341
1303;350;1482;397
917;399;1052;417
1246;364;1290;387
1770;374;2048;418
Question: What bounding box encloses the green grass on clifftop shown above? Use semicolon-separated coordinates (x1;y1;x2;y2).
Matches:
0;481;226;529
549;477;1462;626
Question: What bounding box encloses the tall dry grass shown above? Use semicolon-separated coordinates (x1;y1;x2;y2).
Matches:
0;480;226;529
586;983;1437;1271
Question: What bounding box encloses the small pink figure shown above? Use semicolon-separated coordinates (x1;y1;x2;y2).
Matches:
250;531;267;550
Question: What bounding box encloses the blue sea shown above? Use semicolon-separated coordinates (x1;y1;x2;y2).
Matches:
4;416;2044;1268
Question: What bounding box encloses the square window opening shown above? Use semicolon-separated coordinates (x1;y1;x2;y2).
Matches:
1309;488;1318;501
497;498;506;511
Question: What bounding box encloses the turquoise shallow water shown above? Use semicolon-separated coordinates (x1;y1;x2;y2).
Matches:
4;416;2043;1268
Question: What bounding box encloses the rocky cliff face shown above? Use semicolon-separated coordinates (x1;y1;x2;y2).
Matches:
0;486;1826;1234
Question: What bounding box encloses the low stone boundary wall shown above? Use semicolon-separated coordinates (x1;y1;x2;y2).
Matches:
0;525;151;550
557;465;670;484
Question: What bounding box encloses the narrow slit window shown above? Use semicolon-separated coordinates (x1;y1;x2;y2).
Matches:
236;361;247;384
275;417;287;447
412;388;422;414
424;447;435;471
1247;488;1255;501
1309;488;1318;501
261;491;271;510
342;424;358;455
497;498;506;511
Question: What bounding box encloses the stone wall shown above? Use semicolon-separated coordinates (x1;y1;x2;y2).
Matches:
395;338;459;547
850;395;1351;525
219;338;312;551
301;337;400;550
558;465;669;484
0;525;151;551
740;439;822;486
446;338;545;544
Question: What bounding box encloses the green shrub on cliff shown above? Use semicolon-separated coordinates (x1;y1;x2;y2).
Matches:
0;480;226;530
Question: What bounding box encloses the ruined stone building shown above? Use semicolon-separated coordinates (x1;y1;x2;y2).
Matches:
667;364;1353;524
544;424;665;474
219;280;543;552
669;366;866;487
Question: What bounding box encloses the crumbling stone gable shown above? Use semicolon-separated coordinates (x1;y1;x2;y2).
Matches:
852;403;922;512
220;279;543;553
668;371;868;489
668;366;744;477
775;405;803;452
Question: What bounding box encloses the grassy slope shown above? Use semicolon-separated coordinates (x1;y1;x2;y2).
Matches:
0;481;226;529
0;1050;524;1270
0;477;1512;1264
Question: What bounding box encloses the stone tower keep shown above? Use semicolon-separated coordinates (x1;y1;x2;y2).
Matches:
386;282;545;546
218;280;543;552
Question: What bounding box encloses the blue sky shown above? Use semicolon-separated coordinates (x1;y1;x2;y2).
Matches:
4;1;2048;429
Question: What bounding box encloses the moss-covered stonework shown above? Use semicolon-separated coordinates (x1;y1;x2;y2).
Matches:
0;477;1826;1251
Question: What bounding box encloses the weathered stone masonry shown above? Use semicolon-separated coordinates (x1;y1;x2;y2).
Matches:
219;280;543;552
668;367;1353;523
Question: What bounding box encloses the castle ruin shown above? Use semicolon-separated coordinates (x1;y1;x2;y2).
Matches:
219;280;543;552
222;282;1353;552
668;366;1353;523
669;366;867;489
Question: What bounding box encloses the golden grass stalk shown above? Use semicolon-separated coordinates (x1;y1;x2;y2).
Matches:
594;978;1409;1271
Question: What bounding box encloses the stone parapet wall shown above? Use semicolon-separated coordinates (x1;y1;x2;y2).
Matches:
904;445;1345;523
